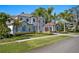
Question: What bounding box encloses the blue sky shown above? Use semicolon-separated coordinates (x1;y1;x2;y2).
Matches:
0;5;76;15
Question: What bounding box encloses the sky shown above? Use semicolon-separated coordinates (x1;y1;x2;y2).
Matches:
0;5;76;15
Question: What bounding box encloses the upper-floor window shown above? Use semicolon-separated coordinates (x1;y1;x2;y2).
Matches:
20;18;22;20
74;20;76;22
26;19;29;22
8;20;11;23
33;18;35;22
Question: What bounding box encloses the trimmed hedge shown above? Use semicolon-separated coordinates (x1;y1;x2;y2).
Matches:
15;32;53;36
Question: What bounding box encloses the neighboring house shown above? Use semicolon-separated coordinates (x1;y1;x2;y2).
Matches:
68;6;79;31
45;20;56;32
45;20;61;32
6;12;45;34
45;22;56;32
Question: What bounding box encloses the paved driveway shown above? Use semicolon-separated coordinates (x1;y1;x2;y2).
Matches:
30;36;79;53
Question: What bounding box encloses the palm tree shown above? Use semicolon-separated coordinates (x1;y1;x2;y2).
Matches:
32;7;46;17
51;13;59;32
32;7;54;23
45;7;54;23
32;7;46;32
59;10;73;32
13;19;21;32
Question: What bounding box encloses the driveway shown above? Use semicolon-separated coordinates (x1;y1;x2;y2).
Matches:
30;35;79;53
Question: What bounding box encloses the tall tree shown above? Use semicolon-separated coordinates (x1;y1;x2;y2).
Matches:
32;7;46;17
59;10;73;32
0;12;10;23
32;7;54;23
13;19;21;32
45;7;54;23
32;7;46;32
0;12;10;38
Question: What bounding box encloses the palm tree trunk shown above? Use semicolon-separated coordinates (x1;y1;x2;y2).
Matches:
37;17;40;33
15;26;18;32
48;15;51;22
64;23;66;32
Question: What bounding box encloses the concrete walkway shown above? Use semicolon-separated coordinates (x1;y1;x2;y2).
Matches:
0;34;64;45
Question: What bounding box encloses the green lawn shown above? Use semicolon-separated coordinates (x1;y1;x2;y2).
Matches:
0;35;70;53
0;33;51;43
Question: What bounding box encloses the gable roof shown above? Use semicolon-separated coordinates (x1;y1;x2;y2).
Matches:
18;14;33;17
45;22;56;27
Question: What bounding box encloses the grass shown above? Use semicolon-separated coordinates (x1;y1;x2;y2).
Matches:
0;33;51;43
70;33;79;35
0;35;70;53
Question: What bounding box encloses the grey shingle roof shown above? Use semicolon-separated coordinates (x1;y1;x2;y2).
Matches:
17;14;33;17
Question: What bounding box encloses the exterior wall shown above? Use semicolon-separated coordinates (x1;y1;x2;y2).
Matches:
8;25;14;34
52;25;56;32
38;17;45;32
13;21;35;33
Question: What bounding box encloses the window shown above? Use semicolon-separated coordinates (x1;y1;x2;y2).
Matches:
33;18;35;22
22;25;26;31
74;20;76;22
43;20;44;23
20;18;22;20
29;28;30;32
8;20;11;23
26;19;29;22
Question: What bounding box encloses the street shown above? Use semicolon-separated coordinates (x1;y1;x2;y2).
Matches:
30;35;79;53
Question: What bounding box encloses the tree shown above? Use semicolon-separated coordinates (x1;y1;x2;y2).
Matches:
32;7;46;32
0;12;10;23
0;23;10;38
0;12;11;38
59;10;73;32
32;7;46;17
41;7;54;23
32;7;54;23
46;7;54;22
13;19;21;32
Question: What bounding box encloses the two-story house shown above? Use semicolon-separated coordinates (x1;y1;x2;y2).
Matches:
6;12;45;34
